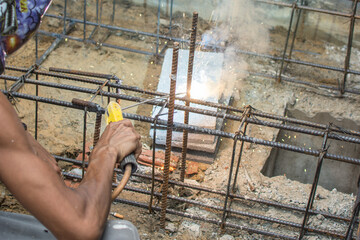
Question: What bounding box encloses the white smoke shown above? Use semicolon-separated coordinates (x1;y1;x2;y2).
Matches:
203;0;270;99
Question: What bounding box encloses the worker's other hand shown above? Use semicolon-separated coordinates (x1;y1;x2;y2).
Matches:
92;119;142;162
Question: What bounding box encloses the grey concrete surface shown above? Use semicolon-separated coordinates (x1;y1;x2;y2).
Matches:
262;108;360;194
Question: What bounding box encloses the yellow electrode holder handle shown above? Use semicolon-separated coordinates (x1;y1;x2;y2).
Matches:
106;101;138;174
106;101;124;124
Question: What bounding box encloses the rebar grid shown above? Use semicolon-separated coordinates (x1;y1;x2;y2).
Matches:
30;0;360;95
2;64;360;238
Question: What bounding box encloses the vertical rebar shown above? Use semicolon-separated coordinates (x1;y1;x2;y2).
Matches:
299;125;330;239
340;0;358;95
149;101;167;213
160;42;179;229
345;175;360;239
35;34;39;140
83;0;87;41
93;111;102;147
221;133;240;229
111;0;116;24
107;84;110;104
221;106;252;228
63;0;68;33
166;0;169;16
180;12;198;184
232;106;252;193
169;0;173;36
96;0;99;25
82;108;88;178
284;0;304;72
278;2;297;83
99;0;103;27
156;0;161;56
144;0;148;24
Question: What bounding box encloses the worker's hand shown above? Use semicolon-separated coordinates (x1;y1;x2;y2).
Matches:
92;119;142;163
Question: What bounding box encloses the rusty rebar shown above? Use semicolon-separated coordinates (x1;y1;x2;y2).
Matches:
160;42;179;229
340;0;358;95
93;111;102;147
56;154;355;225
60;154;357;233
6;76;360;144
3;89;360;166
232;106;252;193
6;66;360;136
180;12;198;184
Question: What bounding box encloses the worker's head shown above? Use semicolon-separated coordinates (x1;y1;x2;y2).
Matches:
0;0;53;74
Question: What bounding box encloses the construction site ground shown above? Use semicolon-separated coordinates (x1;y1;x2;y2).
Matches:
1;1;360;239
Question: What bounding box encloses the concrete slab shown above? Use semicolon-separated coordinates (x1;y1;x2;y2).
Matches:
150;49;230;163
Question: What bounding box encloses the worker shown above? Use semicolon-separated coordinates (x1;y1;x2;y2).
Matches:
0;92;142;239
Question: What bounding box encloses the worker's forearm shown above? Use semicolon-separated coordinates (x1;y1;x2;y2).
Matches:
76;145;118;223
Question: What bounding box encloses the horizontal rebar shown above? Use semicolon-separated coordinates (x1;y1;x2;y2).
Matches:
44;13;185;42
255;0;360;19
114;198;297;240
6;66;360;138
62;170;348;239
55;154;352;223
39;15;360;78
2;75;360;146
49;67;116;79
63;172;296;239
2;88;360;165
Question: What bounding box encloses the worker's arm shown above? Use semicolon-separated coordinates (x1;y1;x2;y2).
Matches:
0;93;142;240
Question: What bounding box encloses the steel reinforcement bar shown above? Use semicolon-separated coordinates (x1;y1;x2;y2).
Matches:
6;66;360;138
2;75;360;146
61;170;350;239
55;154;353;224
2;89;360;165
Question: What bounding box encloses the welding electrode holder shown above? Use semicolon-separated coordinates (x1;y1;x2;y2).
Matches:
71;98;138;174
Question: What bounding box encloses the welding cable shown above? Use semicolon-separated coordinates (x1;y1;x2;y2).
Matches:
111;164;132;201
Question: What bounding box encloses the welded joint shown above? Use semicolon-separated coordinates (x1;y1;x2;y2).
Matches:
71;98;105;114
235;105;252;136
8;64;37;93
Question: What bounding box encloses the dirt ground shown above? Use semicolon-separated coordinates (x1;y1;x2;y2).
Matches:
1;0;360;239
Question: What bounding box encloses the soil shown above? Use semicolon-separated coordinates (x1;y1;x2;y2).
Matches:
1;0;360;239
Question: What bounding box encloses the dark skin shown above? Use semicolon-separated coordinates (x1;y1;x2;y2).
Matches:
0;93;142;239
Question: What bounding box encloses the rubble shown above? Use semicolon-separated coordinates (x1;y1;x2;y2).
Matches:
220;234;235;240
179;221;201;238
